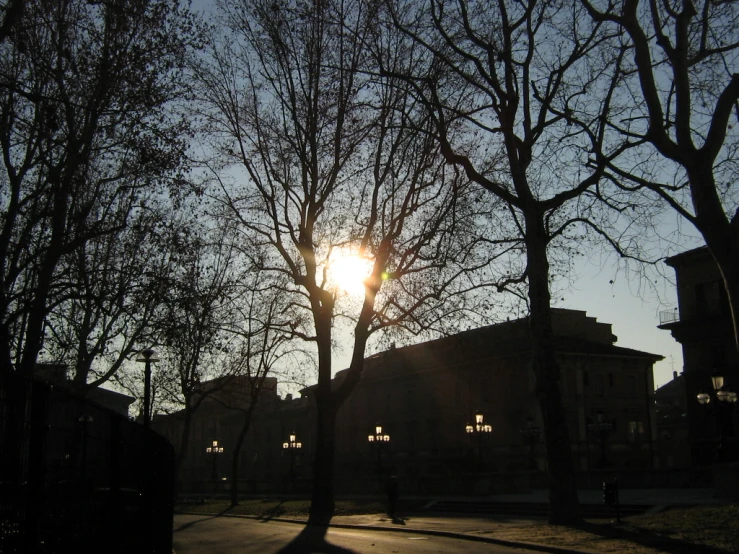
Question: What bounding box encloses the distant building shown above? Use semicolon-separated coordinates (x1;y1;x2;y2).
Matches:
658;246;738;465
153;375;281;491
157;309;663;493
331;308;661;487
654;371;690;468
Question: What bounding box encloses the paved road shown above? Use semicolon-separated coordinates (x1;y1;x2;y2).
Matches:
173;514;532;553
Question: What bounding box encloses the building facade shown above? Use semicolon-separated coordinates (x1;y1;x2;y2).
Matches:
156;309;662;493
658;246;739;466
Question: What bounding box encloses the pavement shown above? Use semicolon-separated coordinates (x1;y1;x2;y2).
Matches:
175;488;729;553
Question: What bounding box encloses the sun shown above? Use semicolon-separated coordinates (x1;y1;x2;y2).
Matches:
328;253;373;296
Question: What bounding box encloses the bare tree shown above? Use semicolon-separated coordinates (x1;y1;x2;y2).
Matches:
41;195;175;389
582;0;739;352
196;0;506;523
0;0;26;44
0;0;200;375
385;0;638;524
148;220;246;493
217;269;304;507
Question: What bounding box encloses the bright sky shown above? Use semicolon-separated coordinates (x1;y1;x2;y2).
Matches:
558;257;683;390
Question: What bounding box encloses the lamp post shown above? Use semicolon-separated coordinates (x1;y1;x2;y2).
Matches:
520;417;541;470
697;370;738;462
588;412;613;468
282;432;302;487
465;411;492;468
136;348;159;429
206;440;224;491
368;424;391;475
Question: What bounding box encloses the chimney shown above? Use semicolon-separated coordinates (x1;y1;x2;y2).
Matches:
286;393;293;401
673;371;678;380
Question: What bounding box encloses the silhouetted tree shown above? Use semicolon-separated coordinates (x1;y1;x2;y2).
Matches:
195;0;507;523
149;220;246;492
385;0;636;524
582;0;739;352
42;194;173;389
0;0;201;375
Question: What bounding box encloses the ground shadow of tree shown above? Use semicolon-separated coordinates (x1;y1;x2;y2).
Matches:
276;524;359;554
573;521;731;554
172;515;218;533
255;501;287;521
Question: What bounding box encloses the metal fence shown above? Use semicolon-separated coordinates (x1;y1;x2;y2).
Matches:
0;370;174;553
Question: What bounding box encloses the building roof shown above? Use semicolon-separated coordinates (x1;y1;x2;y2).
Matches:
334;309;662;381
664;245;710;268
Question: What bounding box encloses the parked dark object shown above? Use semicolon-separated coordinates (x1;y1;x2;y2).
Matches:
0;371;175;553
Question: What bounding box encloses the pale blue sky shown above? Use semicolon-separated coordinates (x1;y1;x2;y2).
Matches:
558;257;682;390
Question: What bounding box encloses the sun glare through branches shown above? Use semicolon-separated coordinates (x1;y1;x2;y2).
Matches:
327;252;373;296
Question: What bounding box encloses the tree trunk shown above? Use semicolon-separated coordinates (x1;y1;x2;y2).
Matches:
525;213;580;525
689;166;739;354
308;390;337;525
175;400;194;498
230;402;258;507
19;179;69;376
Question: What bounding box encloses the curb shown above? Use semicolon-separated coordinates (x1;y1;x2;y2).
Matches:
175;511;592;554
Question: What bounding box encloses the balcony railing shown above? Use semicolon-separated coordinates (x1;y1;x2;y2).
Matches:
659;310;680;325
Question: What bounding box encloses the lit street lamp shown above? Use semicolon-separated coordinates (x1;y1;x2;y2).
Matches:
465;411;492;468
206;440;224;488
588;412;613;468
368;424;390;475
520;417;541;470
697;370;738;462
282;432;302;486
136;348;159;428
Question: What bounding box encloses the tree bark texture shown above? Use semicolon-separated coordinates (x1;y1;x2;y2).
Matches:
525;212;580;525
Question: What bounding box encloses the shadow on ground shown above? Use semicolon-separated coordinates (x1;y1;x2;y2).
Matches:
575;521;731;554
276;524;358;554
172;515;219;533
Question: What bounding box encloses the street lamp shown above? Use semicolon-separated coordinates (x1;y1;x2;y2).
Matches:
465;411;492;468
697;370;738;462
520;417;541;470
206;440;224;488
136;348;159;428
368;424;390;475
282;432;302;486
588;411;613;468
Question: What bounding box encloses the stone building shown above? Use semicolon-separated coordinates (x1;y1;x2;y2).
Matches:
658;246;739;466
654;371;691;469
155;309;663;493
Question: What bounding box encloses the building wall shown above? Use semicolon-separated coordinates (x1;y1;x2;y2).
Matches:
660;247;739;466
156;310;662;492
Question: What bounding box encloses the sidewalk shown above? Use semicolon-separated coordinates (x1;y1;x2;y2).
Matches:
177;488;736;553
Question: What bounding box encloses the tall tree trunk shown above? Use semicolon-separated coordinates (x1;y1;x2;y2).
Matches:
175;400;194;498
690;166;739;354
230;401;259;507
525;213;580;525
308;394;337;525
20;179;69;375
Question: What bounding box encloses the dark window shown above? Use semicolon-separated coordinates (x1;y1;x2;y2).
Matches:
695;283;707;314
608;373;614;387
626;375;636;395
583;371;589;387
594;373;604;394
